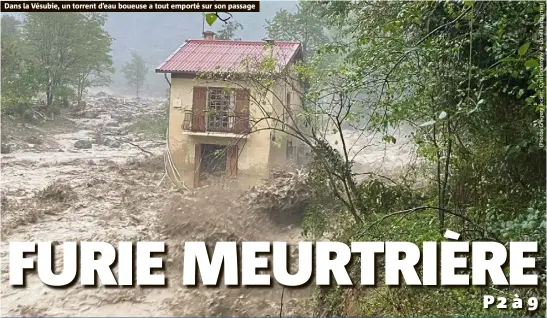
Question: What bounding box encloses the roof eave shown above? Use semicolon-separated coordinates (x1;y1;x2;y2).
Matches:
155;69;289;80
155;40;189;72
154;69;197;75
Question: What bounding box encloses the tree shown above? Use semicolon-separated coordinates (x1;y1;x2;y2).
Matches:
22;13;113;110
1;15;22;77
290;1;546;316
23;13;113;109
1;15;37;115
122;52;148;99
317;0;544;224
266;1;330;60
266;1;336;127
204;2;545;315
216;20;243;40
72;13;114;107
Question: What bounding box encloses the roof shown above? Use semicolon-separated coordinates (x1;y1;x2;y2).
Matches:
155;39;302;74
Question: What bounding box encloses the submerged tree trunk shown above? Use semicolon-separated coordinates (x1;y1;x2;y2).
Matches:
136;76;140;100
76;73;87;108
46;86;54;108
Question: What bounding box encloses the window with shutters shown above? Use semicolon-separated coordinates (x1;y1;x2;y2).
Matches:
185;86;250;134
207;87;235;131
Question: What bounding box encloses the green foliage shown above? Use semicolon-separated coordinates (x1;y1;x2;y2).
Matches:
1;13;113;116
23;13;114;108
311;286;345;316
488;189;546;246
299;1;546;316
266;1;330;59
353;284;527;316
122;52;148;99
72;13;114;106
1;15;37;115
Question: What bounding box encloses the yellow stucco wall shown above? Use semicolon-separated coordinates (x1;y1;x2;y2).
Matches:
167;76;293;188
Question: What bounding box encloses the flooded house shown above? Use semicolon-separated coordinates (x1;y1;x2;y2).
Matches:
155;31;306;188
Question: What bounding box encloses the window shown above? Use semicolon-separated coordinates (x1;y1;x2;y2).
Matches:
286;92;291;112
287;140;294;161
207;87;235;131
285;92;292;120
281;91;292;130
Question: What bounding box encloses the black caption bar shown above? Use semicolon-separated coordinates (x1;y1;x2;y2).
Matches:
1;1;260;12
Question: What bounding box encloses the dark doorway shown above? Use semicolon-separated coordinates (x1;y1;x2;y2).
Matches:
194;143;239;188
199;144;227;186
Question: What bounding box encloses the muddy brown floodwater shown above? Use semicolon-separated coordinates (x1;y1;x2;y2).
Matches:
1;93;414;316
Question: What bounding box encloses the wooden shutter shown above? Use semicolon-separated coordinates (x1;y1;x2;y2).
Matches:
194;144;202;188
192;87;207;132
226;145;238;177
234;89;250;133
286;92;291;115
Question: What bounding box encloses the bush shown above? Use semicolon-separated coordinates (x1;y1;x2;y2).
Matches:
302;172;546;316
36;181;77;203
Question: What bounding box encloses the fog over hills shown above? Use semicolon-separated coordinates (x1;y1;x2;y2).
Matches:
2;3;297;97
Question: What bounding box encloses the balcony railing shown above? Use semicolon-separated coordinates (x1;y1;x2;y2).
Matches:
182;110;251;134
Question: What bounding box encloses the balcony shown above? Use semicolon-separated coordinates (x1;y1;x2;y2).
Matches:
182;110;251;136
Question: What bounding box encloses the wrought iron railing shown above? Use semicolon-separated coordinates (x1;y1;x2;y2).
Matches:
182;110;250;134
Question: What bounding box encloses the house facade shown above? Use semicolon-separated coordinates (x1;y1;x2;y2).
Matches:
155;31;306;188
